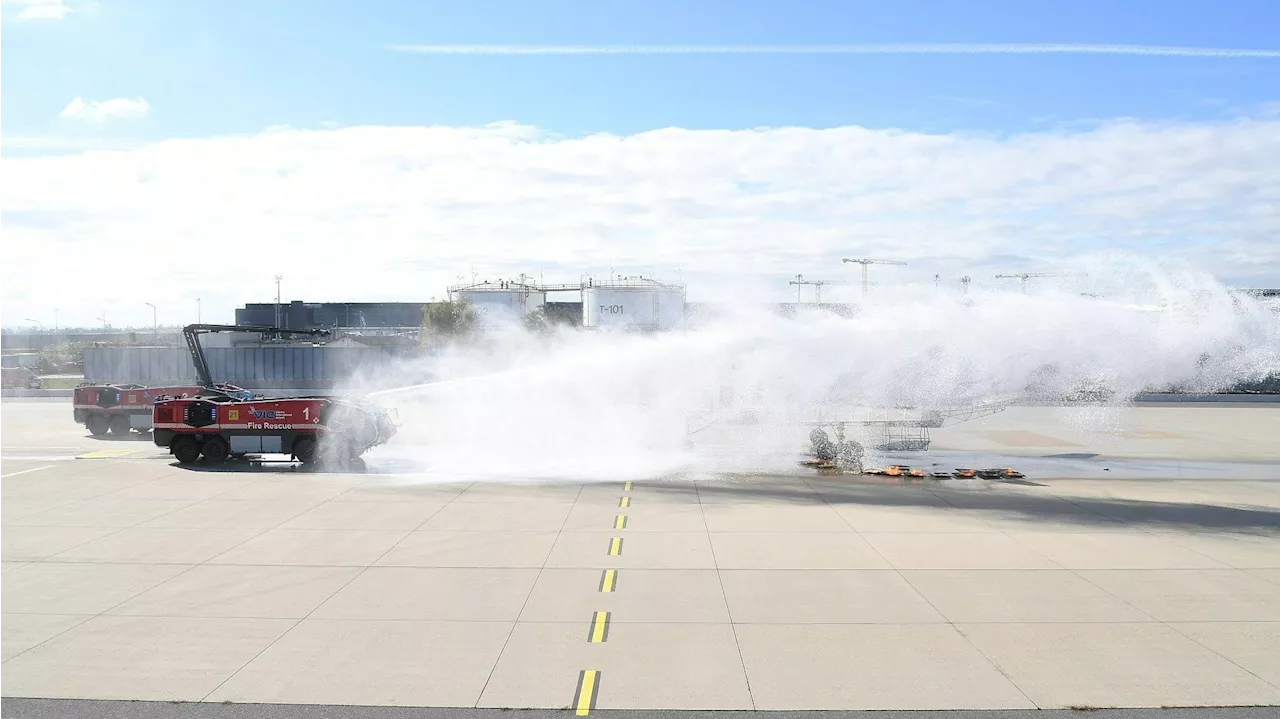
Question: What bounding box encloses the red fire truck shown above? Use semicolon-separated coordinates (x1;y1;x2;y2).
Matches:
152;393;397;465
73;382;252;436
149;324;398;466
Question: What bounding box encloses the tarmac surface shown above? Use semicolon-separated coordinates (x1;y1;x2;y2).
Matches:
3;398;1279;714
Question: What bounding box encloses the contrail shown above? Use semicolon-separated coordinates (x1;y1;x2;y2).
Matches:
387;43;1280;58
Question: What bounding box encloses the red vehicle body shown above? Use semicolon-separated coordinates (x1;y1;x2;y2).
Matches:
73;382;252;436
152;394;397;465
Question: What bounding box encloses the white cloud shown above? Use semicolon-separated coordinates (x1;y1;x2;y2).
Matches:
2;117;1279;328
59;96;150;122
387;43;1280;58
5;0;71;20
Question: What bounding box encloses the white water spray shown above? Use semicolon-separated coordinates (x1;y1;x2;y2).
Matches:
355;263;1280;482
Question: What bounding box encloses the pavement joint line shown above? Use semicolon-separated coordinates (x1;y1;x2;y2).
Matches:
1;469;287;658
696;478;757;711
614;514;628;530
14;471;330;672
476;482;585;707
572;669;600;716
1032;528;1280;692
1163;620;1280;693
839;477;1041;710
195;475;472;703
587;610;611;643
598;569;617;592
607;537;623;556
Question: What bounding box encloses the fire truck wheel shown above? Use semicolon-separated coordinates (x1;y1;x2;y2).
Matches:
86;414;110;436
109;415;132;435
293;437;317;464
171;436;201;464
201;437;229;463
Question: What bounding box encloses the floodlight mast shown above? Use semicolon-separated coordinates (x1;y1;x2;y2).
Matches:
841;258;907;299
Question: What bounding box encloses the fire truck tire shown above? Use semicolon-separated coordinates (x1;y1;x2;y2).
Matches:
86;414;110;436
109;415;132;435
171;436;201;464
201;437;229;463
293;437;317;465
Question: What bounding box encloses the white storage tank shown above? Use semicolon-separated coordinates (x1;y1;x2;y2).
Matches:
452;283;546;328
582;279;686;331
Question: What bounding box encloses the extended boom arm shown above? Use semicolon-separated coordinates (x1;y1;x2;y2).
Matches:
182;324;332;389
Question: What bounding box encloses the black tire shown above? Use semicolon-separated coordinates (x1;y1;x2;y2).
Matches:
86;413;110;436
201;436;229;463
293;437;317;465
171;435;201;464
109;415;132;435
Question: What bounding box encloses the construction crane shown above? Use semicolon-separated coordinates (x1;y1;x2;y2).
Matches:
841;258;907;299
995;272;1087;294
789;274;854;303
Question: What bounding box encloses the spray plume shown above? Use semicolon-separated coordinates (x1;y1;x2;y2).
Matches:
353;262;1279;483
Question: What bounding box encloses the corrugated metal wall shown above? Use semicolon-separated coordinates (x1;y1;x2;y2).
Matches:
83;346;417;387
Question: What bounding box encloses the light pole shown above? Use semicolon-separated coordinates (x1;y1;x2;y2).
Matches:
24;318;42;331
145;302;157;335
197;298;202;323
54;308;59;332
274;274;283;328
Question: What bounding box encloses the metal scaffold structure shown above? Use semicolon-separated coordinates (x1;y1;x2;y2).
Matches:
789;274;855;303
800;395;1018;452
841;258;907;299
995;271;1088;294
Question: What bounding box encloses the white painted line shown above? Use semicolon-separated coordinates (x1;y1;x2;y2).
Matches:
1;465;55;478
1;455;77;462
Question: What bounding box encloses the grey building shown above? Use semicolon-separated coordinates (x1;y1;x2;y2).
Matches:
234;301;425;330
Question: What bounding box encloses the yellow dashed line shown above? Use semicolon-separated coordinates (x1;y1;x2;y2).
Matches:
624;481;632;491
618;496;631;508
599;569;617;593
574;669;600;716
76;449;140;459
587;610;611;643
613;514;628;530
607;537;623;556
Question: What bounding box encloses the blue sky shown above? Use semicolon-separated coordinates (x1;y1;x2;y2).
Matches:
2;0;1279;329
4;0;1279;144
